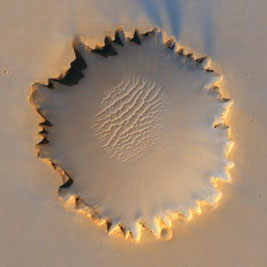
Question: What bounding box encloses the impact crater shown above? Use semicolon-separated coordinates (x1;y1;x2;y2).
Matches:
30;28;233;241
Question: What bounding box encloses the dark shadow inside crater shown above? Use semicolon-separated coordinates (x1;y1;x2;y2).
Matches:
93;37;118;57
50;47;87;86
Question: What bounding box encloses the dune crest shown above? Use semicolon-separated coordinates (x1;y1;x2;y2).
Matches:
30;28;233;241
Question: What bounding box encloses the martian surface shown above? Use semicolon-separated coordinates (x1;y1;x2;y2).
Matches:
1;0;267;266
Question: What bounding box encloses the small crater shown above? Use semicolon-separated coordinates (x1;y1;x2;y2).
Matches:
2;69;9;75
160;228;173;240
